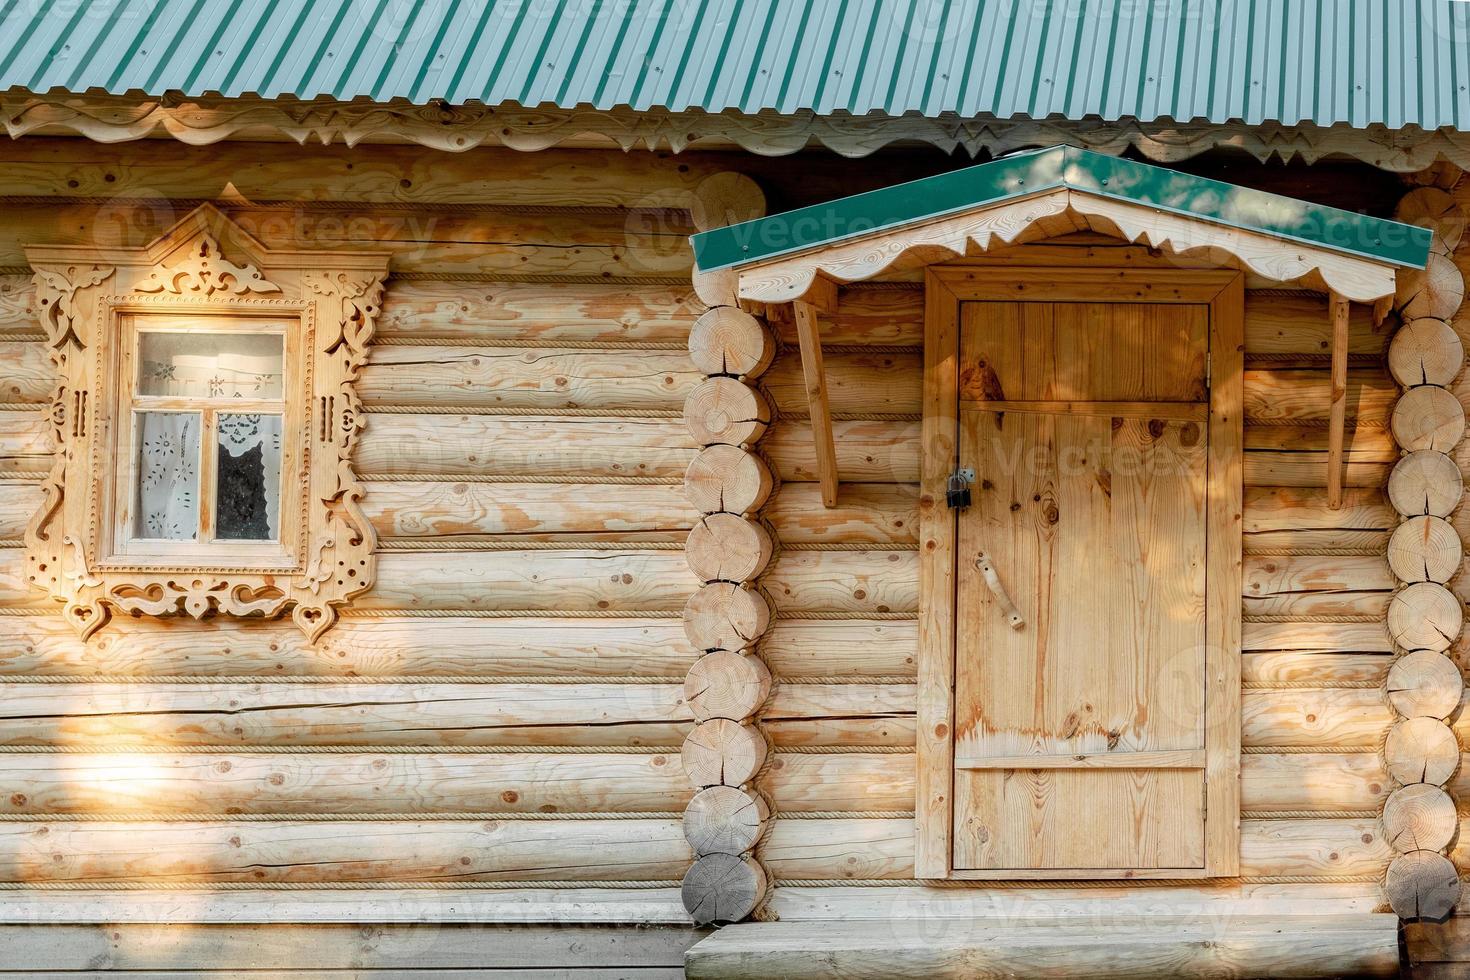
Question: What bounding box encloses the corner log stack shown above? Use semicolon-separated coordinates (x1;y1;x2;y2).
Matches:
679;277;778;924
1382;184;1468;920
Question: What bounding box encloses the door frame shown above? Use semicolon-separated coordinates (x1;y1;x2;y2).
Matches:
915;264;1245;880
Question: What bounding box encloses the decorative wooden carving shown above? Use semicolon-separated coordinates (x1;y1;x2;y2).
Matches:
734;190;1402;305
22;204;389;641
11;93;1470;173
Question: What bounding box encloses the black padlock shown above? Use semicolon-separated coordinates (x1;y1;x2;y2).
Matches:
946;471;971;510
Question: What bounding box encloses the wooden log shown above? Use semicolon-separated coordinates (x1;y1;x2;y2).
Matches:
0;414;54;475
682;720;767;788
764;349;922;417
1243;368;1396;423
765;482;918;545
1390;318;1465;387
684;445;773;515
1391;385;1466;452
684;377;771;446
684;916;1400;980
691;172;766;231
0;751;690;815
0;138;737;208
1383;784;1459;853
360;346;698;411
1242;619;1392;653
688;307;774;378
0;614;699;678
0;481;41;540
358;414;696;478
0;682;690;748
1244;486;1395;533
1242;690;1395;747
751;817;1400;881
764;549;919;613
1387;582;1464;652
1387;651;1465;719
1385;850;1463;920
684;652;772;722
692;268;740;309
764;715;917;749
686;514;774;583
1243;453;1390;490
0;343;49;403
1397;253;1466;321
682;853;767;925
683;583;772;652
1241;752;1390;812
1242;554;1393;618
378;279;703;344
760;753;915;812
1243;652;1392;687
1395;187;1466;256
760;619;917;676
765;881;1391;921
0;919;699;965
1244;422;1395;456
1385;717;1461;785
362;551;698;612
1387;450;1464;517
0;818;691;882
1387;516;1463;584
362;479;699;542
683;786;770;855
766;420;921;484
0;202;692;278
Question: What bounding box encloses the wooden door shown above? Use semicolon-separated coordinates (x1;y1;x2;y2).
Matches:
951;300;1217;875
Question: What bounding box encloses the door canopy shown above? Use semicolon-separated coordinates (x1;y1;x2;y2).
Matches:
691;145;1430;305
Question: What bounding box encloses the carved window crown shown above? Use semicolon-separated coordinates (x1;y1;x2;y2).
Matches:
24;205;388;640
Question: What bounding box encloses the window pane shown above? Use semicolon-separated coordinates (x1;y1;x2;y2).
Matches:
216;413;282;541
134;411;199;540
139;331;284;398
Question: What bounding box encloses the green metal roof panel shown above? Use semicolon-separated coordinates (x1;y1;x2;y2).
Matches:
3;0;1470;130
690;145;1433;272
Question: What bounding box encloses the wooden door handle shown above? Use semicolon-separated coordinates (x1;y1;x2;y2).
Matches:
975;552;1024;631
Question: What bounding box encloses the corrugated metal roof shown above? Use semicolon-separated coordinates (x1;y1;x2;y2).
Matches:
2;0;1468;130
692;145;1433;271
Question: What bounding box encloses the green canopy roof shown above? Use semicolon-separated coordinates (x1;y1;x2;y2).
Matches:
691;145;1433;274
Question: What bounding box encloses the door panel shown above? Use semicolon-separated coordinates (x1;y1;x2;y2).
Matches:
952;300;1211;874
959;301;1208;402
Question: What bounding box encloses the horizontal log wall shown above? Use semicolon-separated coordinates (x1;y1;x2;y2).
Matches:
0;138;1429;926
0;138;748;910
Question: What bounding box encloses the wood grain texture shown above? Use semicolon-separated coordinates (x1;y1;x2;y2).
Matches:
0;614;700;678
0;751;690;815
358;414;696;478
685;916;1399;980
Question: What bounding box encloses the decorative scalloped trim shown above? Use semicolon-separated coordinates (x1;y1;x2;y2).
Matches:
6;95;1470;171
735;190;1399;304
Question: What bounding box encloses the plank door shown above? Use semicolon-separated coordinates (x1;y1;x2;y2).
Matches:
952;300;1215;875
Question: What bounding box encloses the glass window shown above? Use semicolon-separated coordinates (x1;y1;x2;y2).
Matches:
138;331;284;398
133;411;200;540
123;320;287;550
216;413;282;540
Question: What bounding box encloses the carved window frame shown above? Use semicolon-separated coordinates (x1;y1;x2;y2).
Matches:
24;204;389;640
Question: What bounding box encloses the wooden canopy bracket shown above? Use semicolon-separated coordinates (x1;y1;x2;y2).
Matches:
791;298;839;507
1327;292;1351;509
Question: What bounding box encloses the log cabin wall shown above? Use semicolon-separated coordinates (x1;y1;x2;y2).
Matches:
0;135;1459;943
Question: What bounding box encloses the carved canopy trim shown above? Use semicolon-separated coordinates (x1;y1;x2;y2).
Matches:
733;189;1401;305
23;204;389;641
3;93;1470;172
